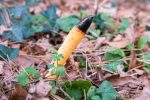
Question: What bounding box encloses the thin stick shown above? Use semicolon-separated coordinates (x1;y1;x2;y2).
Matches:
59;86;73;100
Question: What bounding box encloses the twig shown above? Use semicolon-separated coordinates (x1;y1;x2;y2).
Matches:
94;0;98;14
84;89;87;100
137;59;150;64
128;64;145;73
59;86;73;100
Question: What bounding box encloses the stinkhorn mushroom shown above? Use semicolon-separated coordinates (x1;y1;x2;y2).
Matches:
45;15;93;79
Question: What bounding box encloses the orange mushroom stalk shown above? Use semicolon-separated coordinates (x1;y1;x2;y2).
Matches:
45;15;93;79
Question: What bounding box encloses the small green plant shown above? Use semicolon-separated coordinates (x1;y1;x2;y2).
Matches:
48;53;65;94
87;80;120;100
49;53;65;78
17;67;41;86
63;80;92;100
104;46;125;61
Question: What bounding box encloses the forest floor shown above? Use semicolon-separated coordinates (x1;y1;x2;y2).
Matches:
0;0;150;100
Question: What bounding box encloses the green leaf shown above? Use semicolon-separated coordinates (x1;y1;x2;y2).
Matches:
142;54;150;73
51;68;56;74
17;72;29;86
51;54;58;61
143;66;150;73
66;89;82;100
87;86;96;99
121;18;130;28
31;14;48;24
93;13;105;30
56;67;65;76
126;42;134;50
100;13;110;20
104;61;123;72
25;0;40;5
46;4;59;21
137;35;149;48
17;67;40;86
118;18;130;34
58;64;63;67
89;28;101;38
105;20;117;30
48;64;55;68
57;54;64;59
57;16;79;32
141;54;150;62
63;80;92;100
50;88;57;95
25;67;41;79
2;4;60;41
63;80;92;92
96;80;118;100
0;44;19;61
91;95;101;100
9;5;28;17
104;47;125;61
49;80;56;87
31;25;44;32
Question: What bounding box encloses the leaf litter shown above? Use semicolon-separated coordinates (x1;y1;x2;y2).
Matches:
0;0;150;100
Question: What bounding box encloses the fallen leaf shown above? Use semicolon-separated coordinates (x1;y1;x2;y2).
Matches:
117;7;136;18
35;80;52;97
94;37;106;50
106;39;129;48
125;22;136;43
9;84;28;100
134;69;144;75
36;38;51;51
113;34;123;41
13;55;40;68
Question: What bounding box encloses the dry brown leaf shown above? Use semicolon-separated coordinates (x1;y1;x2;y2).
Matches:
106;39;129;48
117;7;136;18
125;22;136;43
35;80;52;97
134;69;144;75
94;37;106;50
9;84;28;100
113;34;123;41
36;38;51;51
13;55;40;68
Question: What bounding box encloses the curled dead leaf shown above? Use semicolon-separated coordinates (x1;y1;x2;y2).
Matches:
94;37;106;50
